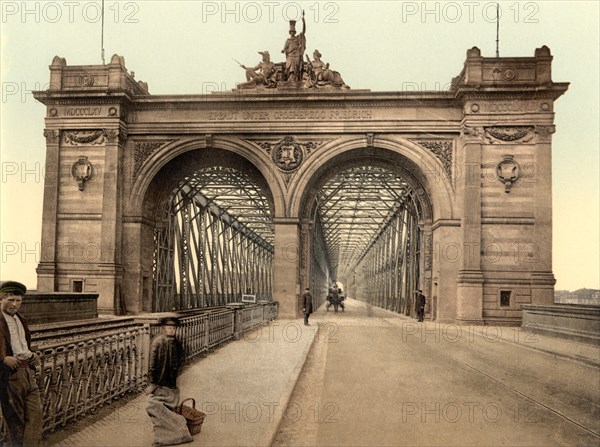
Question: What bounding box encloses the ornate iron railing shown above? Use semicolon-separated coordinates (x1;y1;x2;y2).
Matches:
175;309;235;359
0;302;277;440
38;324;149;432
207;310;236;349
242;305;266;331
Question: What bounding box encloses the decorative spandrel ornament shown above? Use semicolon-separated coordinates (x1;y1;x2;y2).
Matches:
272;136;304;171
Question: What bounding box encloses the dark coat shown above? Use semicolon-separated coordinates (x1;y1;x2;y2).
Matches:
416;292;426;311
0;312;33;384
148;334;185;388
302;291;313;315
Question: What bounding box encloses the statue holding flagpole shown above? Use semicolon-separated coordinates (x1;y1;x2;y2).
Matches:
281;10;306;81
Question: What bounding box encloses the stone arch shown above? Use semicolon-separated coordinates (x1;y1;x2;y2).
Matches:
289;136;455;221
288;135;456;319
122;137;285;313
128;136;286;219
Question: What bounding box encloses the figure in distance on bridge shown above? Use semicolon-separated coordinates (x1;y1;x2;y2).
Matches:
145;316;194;446
326;282;345;312
302;288;313;326
415;289;426;322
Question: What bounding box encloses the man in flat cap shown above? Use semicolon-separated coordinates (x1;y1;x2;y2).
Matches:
146;316;193;446
0;281;43;446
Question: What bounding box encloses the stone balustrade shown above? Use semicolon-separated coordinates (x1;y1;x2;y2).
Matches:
521;303;600;345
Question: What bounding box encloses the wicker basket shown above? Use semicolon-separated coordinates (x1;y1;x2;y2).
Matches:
180;398;206;435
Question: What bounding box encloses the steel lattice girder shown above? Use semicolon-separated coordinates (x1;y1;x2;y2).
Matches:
316;166;419;279
153;166;274;311
172;166;274;248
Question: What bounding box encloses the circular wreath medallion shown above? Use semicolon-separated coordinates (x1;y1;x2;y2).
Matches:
78;74;95;87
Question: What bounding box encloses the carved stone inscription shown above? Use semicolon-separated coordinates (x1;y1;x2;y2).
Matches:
65;107;102;117
208;109;373;121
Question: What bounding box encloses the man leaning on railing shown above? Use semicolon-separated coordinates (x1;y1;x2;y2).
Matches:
0;281;43;447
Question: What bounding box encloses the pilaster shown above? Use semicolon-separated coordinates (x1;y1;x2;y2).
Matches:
456;126;484;324
36;128;61;291
272;218;301;319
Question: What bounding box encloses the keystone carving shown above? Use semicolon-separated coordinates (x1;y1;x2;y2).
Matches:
254;136;323;172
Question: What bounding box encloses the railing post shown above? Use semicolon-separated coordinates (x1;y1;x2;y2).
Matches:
258;300;269;323
227;303;245;339
203;315;210;352
141;323;151;383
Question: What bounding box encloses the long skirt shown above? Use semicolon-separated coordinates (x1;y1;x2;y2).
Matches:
146;386;193;446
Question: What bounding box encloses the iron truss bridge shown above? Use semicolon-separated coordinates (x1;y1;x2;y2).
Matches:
314;165;422;314
153;164;421;314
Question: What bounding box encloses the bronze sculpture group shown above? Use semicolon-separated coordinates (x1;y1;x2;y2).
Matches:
237;11;349;90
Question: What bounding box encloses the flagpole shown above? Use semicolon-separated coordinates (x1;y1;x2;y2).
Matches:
101;0;106;64
495;3;500;57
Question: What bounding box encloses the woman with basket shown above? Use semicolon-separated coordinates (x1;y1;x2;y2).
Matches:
146;316;194;447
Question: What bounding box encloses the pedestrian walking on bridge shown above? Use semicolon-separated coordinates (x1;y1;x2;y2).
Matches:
302;288;313;326
415;289;426;322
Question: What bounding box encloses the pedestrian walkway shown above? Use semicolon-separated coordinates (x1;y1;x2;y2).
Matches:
45;300;599;447
46;320;317;447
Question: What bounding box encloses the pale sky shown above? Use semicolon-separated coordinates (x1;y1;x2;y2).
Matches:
1;0;599;291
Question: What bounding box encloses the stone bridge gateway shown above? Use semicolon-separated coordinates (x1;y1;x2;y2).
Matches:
33;46;568;324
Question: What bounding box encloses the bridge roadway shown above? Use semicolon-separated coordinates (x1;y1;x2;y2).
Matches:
47;299;600;447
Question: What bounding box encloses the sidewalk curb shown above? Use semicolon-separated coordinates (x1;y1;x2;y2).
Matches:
266;322;320;447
